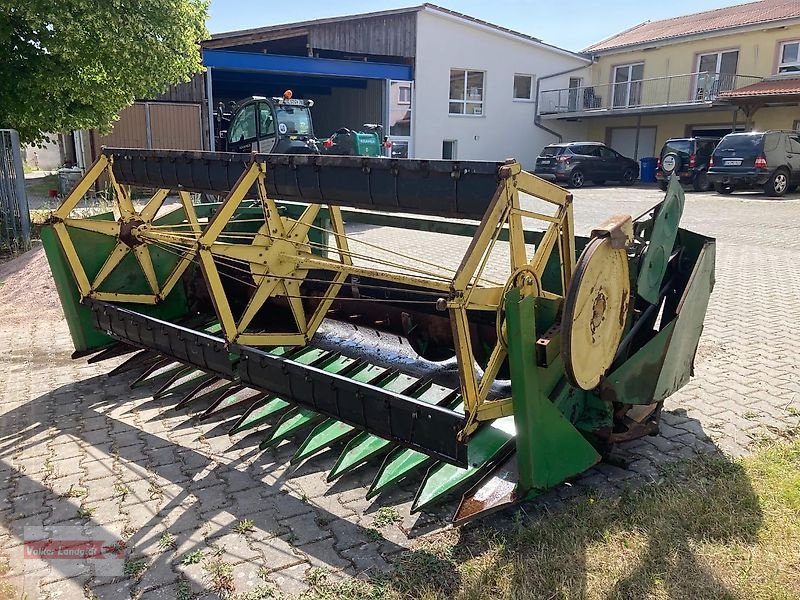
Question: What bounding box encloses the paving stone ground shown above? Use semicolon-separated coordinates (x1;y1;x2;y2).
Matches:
1;184;798;599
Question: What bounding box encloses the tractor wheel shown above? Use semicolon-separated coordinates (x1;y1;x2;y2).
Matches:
568;169;585;189
692;171;711;192
621;168;636;185
715;182;734;195
764;168;790;197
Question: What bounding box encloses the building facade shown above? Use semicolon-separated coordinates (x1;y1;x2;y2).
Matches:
541;0;800;160
74;4;588;170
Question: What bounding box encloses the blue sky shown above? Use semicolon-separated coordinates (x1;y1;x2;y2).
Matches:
208;0;741;52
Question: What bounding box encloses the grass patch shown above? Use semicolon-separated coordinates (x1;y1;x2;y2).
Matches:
76;506;95;518
233;518;255;535
181;549;204;565
311;436;800;600
176;578;194;600
24;174;58;196
203;557;235;596
123;558;148;579
61;485;87;498
372;507;403;528
158;530;177;551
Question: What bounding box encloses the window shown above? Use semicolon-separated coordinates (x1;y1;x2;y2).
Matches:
779;41;800;73
612;63;644;108
599;146;618;160
228;104;257;143
787;134;800;154
449;69;485;115
276;106;313;136
398;85;411;104
257;103;275;137
442;140;457;159
513;74;534;101
696;50;739;98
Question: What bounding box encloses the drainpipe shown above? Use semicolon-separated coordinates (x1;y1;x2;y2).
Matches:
535;63;591;142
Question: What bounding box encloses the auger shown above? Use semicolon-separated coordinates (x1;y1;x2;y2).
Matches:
41;149;714;523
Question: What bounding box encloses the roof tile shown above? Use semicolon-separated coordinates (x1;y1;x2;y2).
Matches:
586;0;800;53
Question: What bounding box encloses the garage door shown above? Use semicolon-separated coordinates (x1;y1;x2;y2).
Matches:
609;127;656;159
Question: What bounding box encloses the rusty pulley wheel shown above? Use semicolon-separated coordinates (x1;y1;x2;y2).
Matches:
562;236;630;390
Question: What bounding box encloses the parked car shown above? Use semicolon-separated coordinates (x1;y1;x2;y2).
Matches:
656;136;719;192
534;142;639;188
707;130;800;197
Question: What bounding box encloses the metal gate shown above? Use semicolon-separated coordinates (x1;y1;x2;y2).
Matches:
0;129;31;253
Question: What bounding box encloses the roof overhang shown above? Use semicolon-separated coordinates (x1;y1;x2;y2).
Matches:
586;17;800;56
203;49;413;81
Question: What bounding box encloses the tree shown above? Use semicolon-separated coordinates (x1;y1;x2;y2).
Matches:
0;0;208;143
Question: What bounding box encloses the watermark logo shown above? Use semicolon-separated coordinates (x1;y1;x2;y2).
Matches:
24;526;124;576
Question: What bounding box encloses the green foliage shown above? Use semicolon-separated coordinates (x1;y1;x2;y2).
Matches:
181;549;204;565
0;0;208;143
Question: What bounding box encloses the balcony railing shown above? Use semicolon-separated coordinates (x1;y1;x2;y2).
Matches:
538;72;762;116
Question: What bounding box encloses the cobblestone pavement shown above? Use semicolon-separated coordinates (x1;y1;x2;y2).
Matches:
1;184;798;598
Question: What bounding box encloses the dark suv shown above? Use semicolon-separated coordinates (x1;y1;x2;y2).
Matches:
656;137;719;191
534;142;639;188
708;130;800;197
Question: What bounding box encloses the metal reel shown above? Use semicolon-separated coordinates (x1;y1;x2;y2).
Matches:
562;236;631;391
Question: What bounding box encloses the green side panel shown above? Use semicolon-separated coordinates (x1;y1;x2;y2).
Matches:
506;290;600;492
290;364;390;464
655;241;715;398
41;226;113;352
637;178;685;304
601;322;675;405
41;222;192;353
411;416;516;513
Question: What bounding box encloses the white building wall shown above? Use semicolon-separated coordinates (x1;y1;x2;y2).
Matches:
412;9;589;168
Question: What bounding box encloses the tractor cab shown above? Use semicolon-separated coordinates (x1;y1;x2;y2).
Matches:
216;92;320;154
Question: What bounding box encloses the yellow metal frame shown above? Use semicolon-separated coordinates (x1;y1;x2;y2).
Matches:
51;155;202;304
53;154;576;440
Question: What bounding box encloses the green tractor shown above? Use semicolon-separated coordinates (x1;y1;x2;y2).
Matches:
215;91;386;157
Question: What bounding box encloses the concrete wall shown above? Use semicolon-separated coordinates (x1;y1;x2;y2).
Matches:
412;9;589;168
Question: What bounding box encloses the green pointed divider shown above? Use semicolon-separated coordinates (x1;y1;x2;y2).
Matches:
131;361;186;388
230;397;291;435
326;379;455;482
259;354;359;449
228;347;333;435
200;387;265;421
411;416;516;513
289;364;392;465
366;397;464;500
176;377;229;410
155;369;215;399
